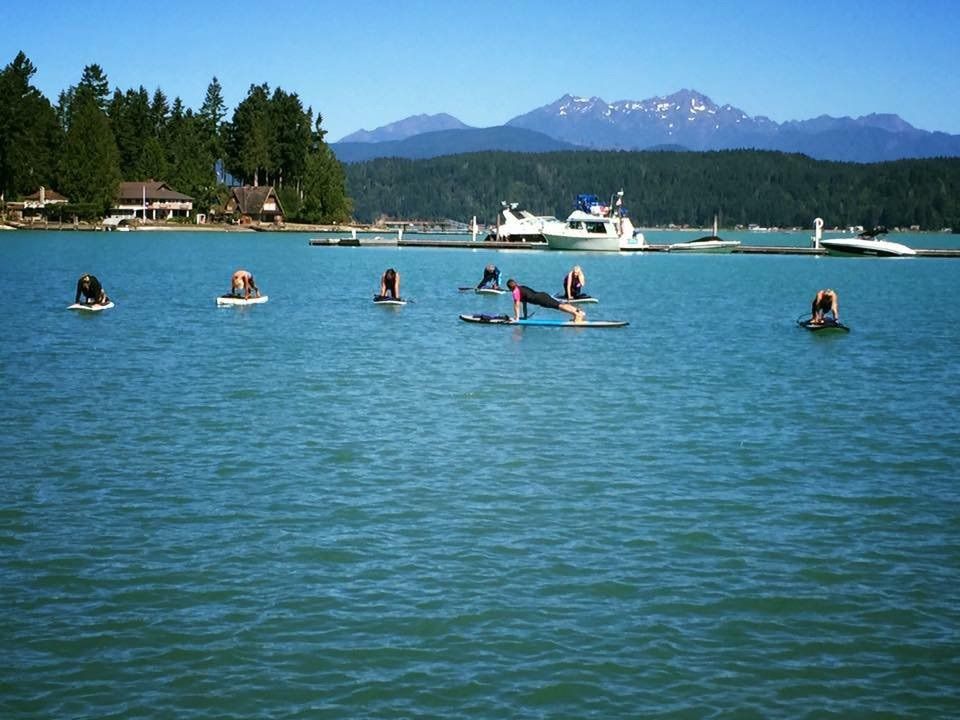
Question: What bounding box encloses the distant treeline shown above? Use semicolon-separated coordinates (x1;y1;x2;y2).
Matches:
345;150;960;230
0;52;350;222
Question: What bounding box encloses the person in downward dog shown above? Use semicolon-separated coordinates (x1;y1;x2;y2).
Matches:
810;288;839;325
506;278;584;323
379;268;401;299
231;269;260;300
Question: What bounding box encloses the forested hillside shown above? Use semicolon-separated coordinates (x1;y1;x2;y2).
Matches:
345;150;960;230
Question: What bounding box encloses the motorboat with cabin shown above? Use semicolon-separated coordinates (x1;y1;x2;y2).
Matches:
542;191;641;251
667;215;740;253
812;217;915;257
483;202;550;243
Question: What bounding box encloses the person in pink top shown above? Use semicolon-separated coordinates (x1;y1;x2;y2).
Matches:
506;278;584;323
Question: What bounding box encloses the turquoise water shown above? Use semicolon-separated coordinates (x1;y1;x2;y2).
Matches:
2;230;959;718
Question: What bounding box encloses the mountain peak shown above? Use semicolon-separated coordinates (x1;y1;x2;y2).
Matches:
338;113;470;143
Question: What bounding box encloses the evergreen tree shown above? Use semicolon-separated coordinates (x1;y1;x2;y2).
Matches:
0;51;62;200
167;108;217;210
150;88;169;137
76;64;110;111
224;83;272;186
270;88;311;189
299;113;351;223
199;77;226;170
109;87;152;179
59;93;121;213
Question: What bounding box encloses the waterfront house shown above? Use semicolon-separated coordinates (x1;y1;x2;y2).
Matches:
112;181;194;221
6;186;69;221
225;185;285;224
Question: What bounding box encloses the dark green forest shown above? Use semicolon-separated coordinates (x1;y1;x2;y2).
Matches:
346;150;960;230
0;52;350;222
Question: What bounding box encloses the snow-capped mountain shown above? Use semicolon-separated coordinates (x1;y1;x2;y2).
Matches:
332;90;960;163
506;89;779;150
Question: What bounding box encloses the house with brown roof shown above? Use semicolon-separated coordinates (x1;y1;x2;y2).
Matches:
224;185;285;224
6;186;69;221
112;181;193;220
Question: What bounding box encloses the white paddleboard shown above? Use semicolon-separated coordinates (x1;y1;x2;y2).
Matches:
217;294;268;306
476;288;507;295
374;296;407;305
553;294;599;304
68;301;114;312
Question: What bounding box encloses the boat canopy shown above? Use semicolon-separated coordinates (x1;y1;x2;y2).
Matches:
574;193;626;217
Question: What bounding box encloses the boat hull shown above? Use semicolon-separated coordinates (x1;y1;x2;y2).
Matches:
820;239;916;257
667;240;740;253
543;232;622;252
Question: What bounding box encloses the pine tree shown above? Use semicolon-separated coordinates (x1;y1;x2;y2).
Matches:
59;94;121;213
199;77;226;170
224;83;272;186
0;51;62;200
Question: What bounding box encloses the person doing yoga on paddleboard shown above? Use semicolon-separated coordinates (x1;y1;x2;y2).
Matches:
506;278;585;323
75;274;109;305
230;269;261;300
477;264;502;290
810;288;839;325
560;265;586;300
379;268;401;299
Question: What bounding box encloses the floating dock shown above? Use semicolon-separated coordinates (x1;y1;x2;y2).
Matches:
309;237;960;257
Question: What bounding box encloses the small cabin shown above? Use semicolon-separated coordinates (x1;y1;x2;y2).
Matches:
225;186;285;224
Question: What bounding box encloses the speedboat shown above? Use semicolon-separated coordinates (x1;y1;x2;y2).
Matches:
484;202;550;243
813;217;915;257
667;215;740;253
542;191;638;251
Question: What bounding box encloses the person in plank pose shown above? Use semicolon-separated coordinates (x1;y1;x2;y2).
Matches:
560;265;586;299
506;278;584;323
476;264;502;290
231;269;261;300
810;288;839;324
379;268;401;299
75;273;109;305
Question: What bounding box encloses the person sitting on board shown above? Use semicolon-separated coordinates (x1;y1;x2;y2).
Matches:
811;288;839;325
231;269;261;300
75;273;109;306
560;265;586;299
506;278;585;323
476;264;502;290
379;268;401;299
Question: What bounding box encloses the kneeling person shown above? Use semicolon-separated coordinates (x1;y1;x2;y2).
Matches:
76;273;109;305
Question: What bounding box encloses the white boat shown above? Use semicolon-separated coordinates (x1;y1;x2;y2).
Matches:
813;217;915;257
667;215;740;253
542;191;639;251
484;202;550;243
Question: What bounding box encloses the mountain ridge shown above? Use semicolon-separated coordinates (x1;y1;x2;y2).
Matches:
331;89;960;163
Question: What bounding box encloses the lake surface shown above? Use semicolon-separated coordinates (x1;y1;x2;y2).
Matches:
2;230;959;718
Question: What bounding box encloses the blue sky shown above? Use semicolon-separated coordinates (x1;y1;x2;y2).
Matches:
4;0;959;141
